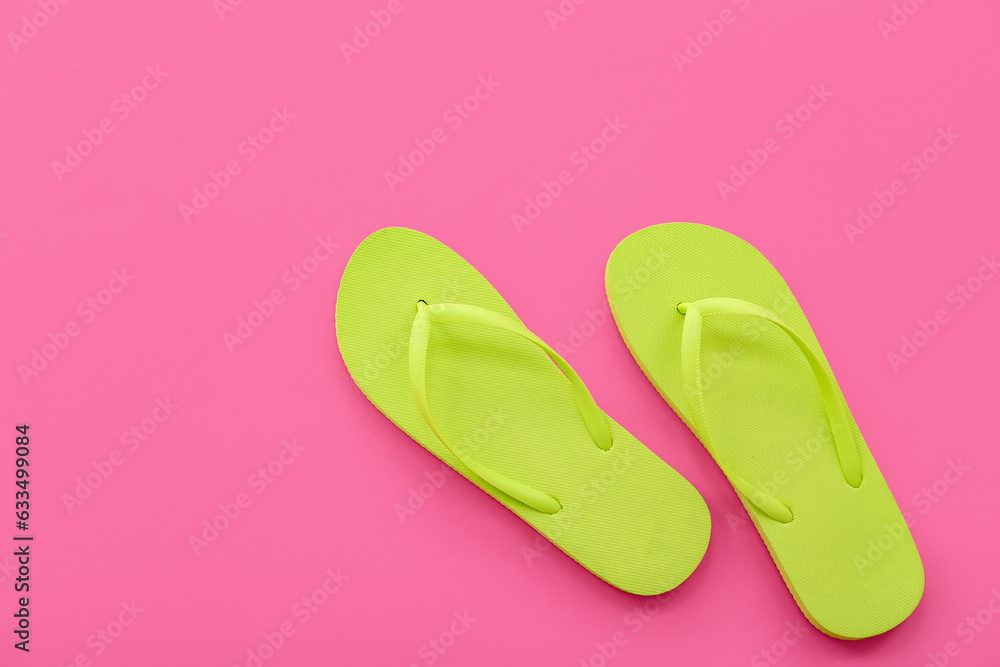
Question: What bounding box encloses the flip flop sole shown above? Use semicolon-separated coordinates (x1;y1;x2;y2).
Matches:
606;222;923;637
336;227;711;595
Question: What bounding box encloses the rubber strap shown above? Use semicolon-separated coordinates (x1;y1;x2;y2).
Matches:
677;297;862;523
409;301;613;514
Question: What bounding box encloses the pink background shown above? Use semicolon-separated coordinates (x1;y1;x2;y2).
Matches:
2;0;999;665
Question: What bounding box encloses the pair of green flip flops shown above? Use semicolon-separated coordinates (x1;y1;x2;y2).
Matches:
335;223;924;640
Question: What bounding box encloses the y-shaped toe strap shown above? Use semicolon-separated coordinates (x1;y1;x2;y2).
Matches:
677;297;862;523
409;300;613;514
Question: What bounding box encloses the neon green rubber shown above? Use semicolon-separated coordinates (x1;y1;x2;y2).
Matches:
336;227;711;595
605;223;924;638
409;300;614;515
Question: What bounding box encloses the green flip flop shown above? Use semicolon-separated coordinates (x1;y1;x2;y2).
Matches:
605;222;924;638
336;227;711;595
